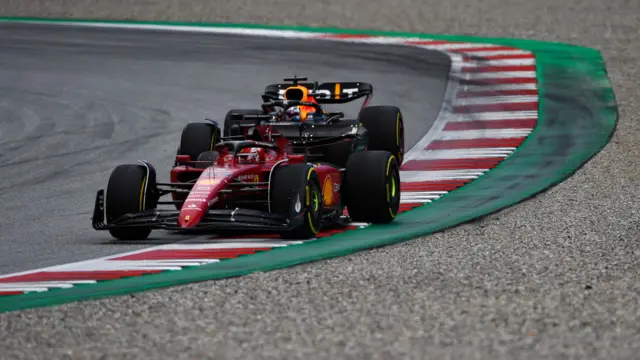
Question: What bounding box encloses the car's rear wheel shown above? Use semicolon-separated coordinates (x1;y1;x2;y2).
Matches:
357;105;405;165
270;164;322;239
223;109;264;137
105;163;158;240
178;122;221;166
344;150;400;223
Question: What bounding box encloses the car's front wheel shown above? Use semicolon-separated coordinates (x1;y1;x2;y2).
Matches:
270;163;323;239
105;163;158;240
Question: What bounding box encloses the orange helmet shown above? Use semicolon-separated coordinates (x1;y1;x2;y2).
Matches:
283;85;320;123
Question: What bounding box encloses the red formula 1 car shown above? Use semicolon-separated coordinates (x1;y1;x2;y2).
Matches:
91;77;405;240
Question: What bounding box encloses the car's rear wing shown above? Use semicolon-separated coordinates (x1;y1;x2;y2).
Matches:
263;81;373;104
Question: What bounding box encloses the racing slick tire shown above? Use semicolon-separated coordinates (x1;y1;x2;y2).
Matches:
344;150;400;223
178;122;221;166
357;105;405;165
105;163;158;240
223;109;264;137
270;164;322;239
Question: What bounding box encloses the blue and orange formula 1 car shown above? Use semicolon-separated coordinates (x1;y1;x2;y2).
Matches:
91;77;405;240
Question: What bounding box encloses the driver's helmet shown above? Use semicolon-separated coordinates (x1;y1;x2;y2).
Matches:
283;85;319;123
238;147;266;164
285;106;302;122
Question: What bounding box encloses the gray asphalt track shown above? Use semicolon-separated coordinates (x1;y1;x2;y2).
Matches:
0;23;449;276
1;0;639;359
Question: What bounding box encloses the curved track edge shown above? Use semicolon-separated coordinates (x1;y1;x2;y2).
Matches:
0;18;617;313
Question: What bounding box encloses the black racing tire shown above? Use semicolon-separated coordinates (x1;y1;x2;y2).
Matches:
344;151;401;223
270;163;322;239
223;109;265;137
357;105;405;165
105;163;158;240
178;122;221;166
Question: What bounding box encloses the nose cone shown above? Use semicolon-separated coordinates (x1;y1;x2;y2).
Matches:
178;211;201;228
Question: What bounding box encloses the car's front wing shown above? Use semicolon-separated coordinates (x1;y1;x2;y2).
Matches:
91;189;295;233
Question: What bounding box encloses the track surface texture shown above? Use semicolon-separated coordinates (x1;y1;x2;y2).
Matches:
0;1;639;359
0;24;449;275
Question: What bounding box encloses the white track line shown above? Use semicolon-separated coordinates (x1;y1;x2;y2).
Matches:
463;71;538;79
462;59;536;66
400;170;487;182
420;43;508;50
155;242;301;249
460;83;538;91
438;129;533;140
0;287;49;293
15;20;328;38
453;96;539;105
409;148;515;159
457;49;532;57
448;111;539;121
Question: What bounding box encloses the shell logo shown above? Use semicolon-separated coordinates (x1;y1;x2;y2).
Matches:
322;176;334;206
